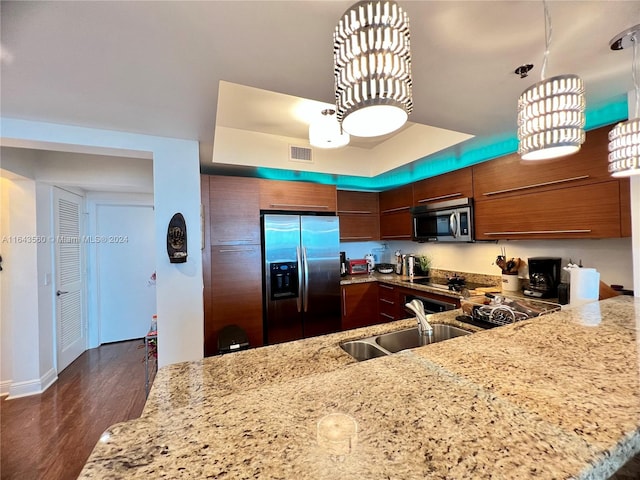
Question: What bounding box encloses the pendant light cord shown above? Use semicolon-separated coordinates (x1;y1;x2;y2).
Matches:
540;0;552;81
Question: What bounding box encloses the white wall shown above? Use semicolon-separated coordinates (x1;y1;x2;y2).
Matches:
1;118;203;369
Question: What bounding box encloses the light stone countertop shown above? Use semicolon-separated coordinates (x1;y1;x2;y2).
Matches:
80;296;640;479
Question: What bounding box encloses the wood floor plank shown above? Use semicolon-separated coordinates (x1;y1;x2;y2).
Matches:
1;339;149;480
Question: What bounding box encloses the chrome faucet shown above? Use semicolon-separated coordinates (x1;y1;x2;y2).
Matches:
405;299;433;345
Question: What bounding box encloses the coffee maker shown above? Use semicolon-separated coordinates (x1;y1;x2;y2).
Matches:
524;257;561;298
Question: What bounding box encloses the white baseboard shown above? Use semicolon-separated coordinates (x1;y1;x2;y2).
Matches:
0;379;11;397
6;368;58;399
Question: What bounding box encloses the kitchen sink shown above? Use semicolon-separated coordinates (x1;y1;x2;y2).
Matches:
340;324;473;361
375;324;471;353
340;340;388;361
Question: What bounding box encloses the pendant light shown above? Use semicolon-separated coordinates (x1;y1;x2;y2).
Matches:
333;0;413;138
608;24;640;177
517;0;585;161
309;109;350;149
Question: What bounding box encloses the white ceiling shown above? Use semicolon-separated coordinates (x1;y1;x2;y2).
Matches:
1;1;639;177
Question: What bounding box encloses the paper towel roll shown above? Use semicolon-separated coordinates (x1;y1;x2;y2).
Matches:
569;268;600;306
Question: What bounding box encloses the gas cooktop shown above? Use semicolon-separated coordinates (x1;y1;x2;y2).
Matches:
405;277;493;292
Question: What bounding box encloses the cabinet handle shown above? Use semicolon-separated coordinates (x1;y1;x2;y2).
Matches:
270;203;329;209
217;247;256;252
381;206;410;214
381;235;411;239
417;192;462;204
484;229;592;236
342;288;346;317
483;175;590;196
214;239;254;243
379;284;394;290
338;210;373;214
380;298;395;305
341;236;374;240
380;313;395;320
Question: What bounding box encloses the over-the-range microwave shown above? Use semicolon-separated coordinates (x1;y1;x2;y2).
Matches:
411;197;474;243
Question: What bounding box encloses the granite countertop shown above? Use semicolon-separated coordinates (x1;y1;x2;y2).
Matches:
80;296;640;479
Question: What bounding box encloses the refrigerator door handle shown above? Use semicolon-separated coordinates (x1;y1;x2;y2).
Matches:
303;246;309;312
296;246;302;312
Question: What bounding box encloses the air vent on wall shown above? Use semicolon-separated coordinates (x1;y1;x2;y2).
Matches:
289;145;313;163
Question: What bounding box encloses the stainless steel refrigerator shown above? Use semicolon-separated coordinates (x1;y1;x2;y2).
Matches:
262;214;341;344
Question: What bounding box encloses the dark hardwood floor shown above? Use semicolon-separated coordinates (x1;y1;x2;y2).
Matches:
1;339;149;480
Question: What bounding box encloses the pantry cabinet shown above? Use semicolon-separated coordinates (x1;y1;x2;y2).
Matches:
202;175;263;356
337;190;380;241
379;184;413;240
260;179;337;212
412;167;473;206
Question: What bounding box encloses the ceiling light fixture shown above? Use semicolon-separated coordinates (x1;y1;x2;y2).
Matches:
309;109;350;149
517;0;585;161
608;24;640;177
333;0;413;138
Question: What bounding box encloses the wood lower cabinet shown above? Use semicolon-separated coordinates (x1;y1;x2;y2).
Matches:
260;179;337;212
379;184;413;240
206;245;264;355
412;167;473;206
337;190;379;241
341;282;379;331
620;178;631;238
378;283;405;322
474;181;622;240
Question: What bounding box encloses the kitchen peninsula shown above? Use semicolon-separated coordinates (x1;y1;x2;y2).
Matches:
80;296;640;479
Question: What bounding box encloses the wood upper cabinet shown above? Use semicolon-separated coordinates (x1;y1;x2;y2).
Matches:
260;179;337;212
474;181;622;240
209;175;260;245
341;282;379;331
337;190;380;241
379;184;413;240
620;178;631;238
473;126;611;201
412;167;473;206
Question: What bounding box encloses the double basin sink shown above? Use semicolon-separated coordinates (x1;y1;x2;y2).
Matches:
341;324;471;361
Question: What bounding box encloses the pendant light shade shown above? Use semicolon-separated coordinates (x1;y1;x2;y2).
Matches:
333;0;413;138
517;74;586;160
608;24;640;177
517;0;585;161
309;109;350;149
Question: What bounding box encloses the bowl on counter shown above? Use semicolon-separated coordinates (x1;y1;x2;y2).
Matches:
376;263;395;274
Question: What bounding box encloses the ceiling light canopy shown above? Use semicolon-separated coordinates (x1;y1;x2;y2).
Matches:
608;24;640;177
309;109;350;149
517;0;585;161
333;0;413;138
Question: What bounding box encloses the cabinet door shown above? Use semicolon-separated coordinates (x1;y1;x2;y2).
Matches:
474;181;622;240
620;178;631;238
210;176;260;245
379;184;412;213
206;245;264;355
473;126;611;201
341;282;379;331
413;167;473;206
337;190;380;241
260;179;337;212
380;211;412;240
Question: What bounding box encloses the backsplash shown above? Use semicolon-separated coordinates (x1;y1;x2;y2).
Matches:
339;237;634;291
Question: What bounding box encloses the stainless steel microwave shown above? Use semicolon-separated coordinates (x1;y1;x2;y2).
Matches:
411;197;474;242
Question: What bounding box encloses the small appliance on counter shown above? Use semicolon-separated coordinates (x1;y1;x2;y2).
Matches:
340;251;347;277
347;259;369;275
523;257;561;298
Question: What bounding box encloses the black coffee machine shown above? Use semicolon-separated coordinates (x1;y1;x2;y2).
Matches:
524;257;561;298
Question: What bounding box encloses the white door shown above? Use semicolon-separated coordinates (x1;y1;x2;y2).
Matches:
96;204;155;343
54;187;86;372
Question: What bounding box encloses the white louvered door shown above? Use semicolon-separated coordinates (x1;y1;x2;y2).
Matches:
54;188;86;372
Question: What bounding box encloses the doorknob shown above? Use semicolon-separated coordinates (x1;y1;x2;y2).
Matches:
56;290;68;296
